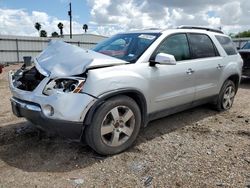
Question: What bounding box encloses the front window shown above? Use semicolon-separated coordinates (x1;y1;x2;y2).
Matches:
243;42;250;49
154;34;191;61
93;33;161;63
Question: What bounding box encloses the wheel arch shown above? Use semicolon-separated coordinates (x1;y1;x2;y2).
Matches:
226;74;240;93
83;89;148;128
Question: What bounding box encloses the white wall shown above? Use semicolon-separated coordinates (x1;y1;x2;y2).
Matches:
0;34;107;64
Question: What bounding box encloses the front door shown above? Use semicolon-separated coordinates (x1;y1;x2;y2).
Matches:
147;33;196;113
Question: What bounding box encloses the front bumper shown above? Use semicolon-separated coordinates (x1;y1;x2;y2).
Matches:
11;97;83;139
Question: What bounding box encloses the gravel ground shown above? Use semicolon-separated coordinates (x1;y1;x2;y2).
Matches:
0;65;249;188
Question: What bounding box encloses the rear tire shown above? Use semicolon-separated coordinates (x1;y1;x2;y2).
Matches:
85;95;141;155
215;80;236;111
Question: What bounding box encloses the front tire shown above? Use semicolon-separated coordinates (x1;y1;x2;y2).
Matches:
215;80;236;111
85;95;141;155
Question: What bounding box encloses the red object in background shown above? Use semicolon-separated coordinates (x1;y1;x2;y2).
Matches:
0;65;3;74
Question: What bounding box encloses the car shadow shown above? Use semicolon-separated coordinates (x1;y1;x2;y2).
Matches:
137;105;217;145
0;105;217;173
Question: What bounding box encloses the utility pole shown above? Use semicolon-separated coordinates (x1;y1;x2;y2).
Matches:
68;2;72;39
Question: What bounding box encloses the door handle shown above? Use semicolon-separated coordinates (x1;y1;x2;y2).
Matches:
217;64;224;69
186;68;195;75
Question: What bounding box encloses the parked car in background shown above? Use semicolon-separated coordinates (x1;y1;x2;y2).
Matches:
9;26;243;155
238;41;250;77
0;64;3;74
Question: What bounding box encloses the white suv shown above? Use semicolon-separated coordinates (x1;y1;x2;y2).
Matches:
9;26;243;154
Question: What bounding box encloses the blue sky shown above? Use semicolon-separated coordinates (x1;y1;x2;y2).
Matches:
0;0;249;36
0;0;90;25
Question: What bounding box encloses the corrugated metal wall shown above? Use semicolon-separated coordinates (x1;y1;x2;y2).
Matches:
0;34;107;64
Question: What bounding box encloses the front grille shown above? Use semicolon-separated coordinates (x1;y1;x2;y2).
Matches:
239;52;250;69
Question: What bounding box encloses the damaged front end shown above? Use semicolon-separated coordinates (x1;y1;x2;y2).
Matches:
8;40;127;140
9;65;96;140
8;41;119;139
11;66;45;92
10;63;85;97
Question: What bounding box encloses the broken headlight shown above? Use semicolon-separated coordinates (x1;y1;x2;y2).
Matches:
43;78;85;96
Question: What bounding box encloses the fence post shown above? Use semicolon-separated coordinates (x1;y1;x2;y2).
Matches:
15;39;20;63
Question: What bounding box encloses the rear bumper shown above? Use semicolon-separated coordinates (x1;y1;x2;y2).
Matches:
242;68;250;77
11;97;83;140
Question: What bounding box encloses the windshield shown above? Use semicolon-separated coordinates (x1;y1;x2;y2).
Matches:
243;42;250;49
93;33;161;63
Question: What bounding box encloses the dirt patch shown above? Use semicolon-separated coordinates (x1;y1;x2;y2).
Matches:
237;130;250;137
0;66;249;187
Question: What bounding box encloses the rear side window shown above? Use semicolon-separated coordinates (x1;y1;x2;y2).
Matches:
188;34;218;59
215;35;237;55
154;34;191;61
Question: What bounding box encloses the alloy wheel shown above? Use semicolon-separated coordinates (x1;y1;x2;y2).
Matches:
101;106;135;147
222;85;235;109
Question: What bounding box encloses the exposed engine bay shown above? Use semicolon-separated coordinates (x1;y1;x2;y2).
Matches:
12;64;86;94
12;66;45;91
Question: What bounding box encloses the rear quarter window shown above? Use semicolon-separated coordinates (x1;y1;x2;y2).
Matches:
215;35;237;55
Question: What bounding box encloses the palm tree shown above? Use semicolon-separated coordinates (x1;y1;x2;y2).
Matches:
83;24;88;33
51;31;59;38
34;22;41;36
40;30;47;37
57;22;64;37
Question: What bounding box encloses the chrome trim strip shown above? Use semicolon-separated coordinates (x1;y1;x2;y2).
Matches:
10;97;41;112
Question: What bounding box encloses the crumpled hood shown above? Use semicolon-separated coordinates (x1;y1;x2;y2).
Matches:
35;40;127;78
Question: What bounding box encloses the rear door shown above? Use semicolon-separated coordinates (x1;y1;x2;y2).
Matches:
187;33;223;100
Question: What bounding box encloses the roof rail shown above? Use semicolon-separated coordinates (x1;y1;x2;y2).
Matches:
177;25;224;34
143;28;161;30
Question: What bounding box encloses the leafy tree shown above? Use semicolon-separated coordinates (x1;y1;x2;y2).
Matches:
83;24;88;33
40;30;47;37
34;22;41;35
57;22;64;37
51;31;59;37
235;30;250;38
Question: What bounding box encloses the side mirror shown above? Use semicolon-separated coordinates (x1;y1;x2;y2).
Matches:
153;53;176;65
